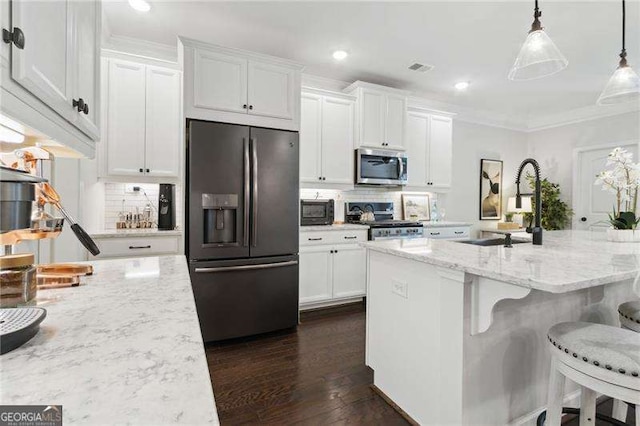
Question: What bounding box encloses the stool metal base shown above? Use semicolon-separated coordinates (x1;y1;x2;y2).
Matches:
536;407;630;426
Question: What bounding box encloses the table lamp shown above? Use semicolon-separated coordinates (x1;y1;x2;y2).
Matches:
507;196;533;228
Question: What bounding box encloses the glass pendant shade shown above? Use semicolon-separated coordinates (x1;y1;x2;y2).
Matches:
509;30;568;80
597;65;640;105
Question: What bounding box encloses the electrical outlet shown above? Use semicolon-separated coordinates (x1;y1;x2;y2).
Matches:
391;279;408;299
125;184;141;194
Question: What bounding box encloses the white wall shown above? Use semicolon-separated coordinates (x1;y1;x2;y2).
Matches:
527;111;640;206
442;121;528;233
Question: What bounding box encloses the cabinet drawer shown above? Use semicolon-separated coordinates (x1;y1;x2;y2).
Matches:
94;236;180;258
423;227;470;240
300;230;368;246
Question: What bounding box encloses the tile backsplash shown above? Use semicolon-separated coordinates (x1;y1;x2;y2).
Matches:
300;187;439;221
104;183;183;230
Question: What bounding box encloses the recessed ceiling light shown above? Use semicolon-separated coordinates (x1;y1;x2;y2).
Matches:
454;81;470;91
332;50;348;61
128;0;151;12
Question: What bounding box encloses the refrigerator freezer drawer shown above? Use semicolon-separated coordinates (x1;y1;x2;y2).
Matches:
189;255;299;342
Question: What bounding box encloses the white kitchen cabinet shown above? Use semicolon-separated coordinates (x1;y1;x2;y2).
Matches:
428;115;453;188
405;108;454;190
72;0;100;139
332;244;366;299
92;235;180;259
145;66;182;177
180;37;304;131
105;59;146;176
102;56;182;179
1;0;101;150
299;228;368;309
345;81;409;150
193;49;247;113
300;89;355;186
299;245;333;305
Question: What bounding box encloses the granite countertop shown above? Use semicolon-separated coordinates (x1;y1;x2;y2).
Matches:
0;255;219;425
300;224;370;231
362;230;640;293
90;229;183;238
420;221;471;228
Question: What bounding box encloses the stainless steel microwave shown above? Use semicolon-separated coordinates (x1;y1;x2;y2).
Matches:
355;148;408;186
300;199;335;226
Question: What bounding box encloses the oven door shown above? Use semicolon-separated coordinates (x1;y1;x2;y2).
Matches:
356;149;407;185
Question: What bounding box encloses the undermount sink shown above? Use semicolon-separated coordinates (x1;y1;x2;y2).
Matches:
456;238;529;247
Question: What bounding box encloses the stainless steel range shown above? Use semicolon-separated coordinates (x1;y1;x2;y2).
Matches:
345;202;423;240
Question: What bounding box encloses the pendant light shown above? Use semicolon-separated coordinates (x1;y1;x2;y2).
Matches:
597;0;640;105
508;0;568;81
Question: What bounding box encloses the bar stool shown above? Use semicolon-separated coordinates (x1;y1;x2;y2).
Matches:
612;301;640;422
542;322;640;425
619;301;640;332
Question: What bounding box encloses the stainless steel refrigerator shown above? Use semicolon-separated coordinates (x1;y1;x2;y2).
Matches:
186;120;299;342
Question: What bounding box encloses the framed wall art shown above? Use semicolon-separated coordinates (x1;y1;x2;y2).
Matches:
480;159;503;220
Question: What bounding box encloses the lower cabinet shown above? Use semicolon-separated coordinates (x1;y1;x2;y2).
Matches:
299;243;366;308
91;235;181;259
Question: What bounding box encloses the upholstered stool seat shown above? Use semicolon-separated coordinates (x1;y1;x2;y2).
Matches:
543;322;640;426
619;300;640;333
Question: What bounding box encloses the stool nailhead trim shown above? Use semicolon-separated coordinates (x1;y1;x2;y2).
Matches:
618;309;640;324
547;334;638;378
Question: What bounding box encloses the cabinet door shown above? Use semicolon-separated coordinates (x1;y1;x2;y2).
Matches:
321;97;354;185
10;0;75;123
359;89;385;148
406;111;429;187
428;115;453;188
300;93;322;183
106;59;146;176
145;66;181;177
299;246;333;305
385;94;407;150
193;49;247;113
247;60;294;120
72;0;100;139
332;244;366;299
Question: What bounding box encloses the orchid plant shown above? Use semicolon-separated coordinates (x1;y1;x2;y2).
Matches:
595;147;640;230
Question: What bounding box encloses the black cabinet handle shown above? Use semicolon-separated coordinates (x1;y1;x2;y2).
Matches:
2;27;25;49
308;237;322;241
344;236;357;239
430;232;441;236
243;104;247;109
129;245;151;250
322;177;326;181
249;105;253;110
146;168;150;173
318;177;321;181
454;231;465;235
581;217;587;222
72;98;88;114
139;168;143;173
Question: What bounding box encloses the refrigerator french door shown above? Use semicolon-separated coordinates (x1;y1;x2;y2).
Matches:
186;120;300;342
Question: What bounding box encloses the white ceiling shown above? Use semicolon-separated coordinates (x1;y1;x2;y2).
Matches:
102;0;640;123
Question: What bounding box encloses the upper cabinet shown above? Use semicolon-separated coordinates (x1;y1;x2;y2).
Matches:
406;109;454;190
300;89;355;187
179;37;304;131
0;0;101;156
344;81;409;150
100;56;182;179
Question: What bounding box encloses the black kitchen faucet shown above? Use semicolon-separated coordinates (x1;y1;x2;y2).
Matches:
515;158;543;245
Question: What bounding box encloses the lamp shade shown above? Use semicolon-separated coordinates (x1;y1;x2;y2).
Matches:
508;30;568;81
507;196;532;213
597;65;640;105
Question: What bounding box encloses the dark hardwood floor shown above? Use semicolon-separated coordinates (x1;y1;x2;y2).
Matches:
205;303;636;425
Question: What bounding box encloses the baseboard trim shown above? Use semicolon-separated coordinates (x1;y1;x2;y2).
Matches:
371;384;420;426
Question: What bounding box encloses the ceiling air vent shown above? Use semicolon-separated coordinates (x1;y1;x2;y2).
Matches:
408;62;434;72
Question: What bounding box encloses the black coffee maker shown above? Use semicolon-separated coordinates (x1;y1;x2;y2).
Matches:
158;183;176;231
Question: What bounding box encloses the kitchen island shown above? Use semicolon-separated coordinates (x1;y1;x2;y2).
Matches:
0;255;219;425
363;231;638;426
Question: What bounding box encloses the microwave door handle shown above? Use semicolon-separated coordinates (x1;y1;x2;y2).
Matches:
397;157;404;180
243;138;250;247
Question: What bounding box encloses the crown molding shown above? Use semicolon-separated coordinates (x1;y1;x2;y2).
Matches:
525;101;640;132
103;34;178;63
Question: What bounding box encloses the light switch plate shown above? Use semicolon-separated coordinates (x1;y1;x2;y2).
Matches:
391;279;408;299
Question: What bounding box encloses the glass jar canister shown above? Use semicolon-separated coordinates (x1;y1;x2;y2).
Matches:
0;253;37;308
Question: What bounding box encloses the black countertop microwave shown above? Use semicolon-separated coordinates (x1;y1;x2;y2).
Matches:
300;199;334;226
